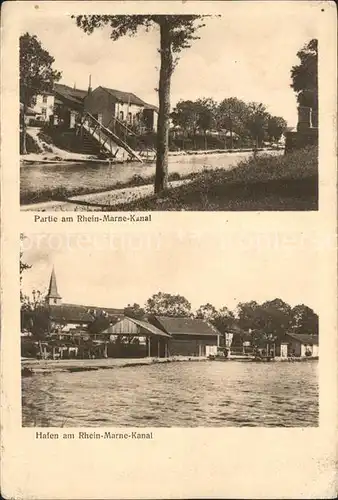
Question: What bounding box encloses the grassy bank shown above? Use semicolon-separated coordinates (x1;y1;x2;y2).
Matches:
110;146;318;211
20;171;183;205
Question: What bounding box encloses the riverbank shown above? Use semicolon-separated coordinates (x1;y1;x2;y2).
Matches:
110;146;317;211
21;150;282;208
22;354;318;376
21;178;192;211
20;146;279;165
21;356;208;375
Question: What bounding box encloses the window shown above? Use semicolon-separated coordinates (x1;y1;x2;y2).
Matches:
119;111;124;121
41;108;47;117
31;96;37;106
42;95;48;103
128;112;132;124
54;299;57;304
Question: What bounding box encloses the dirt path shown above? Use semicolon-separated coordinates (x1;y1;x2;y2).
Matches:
21;179;192;211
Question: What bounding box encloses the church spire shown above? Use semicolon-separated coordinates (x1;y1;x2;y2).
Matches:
46;267;62;305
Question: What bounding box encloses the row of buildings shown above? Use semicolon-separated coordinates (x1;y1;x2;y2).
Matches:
21;269;319;360
23;81;159;133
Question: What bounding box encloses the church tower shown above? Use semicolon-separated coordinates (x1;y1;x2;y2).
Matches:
46;267;62;306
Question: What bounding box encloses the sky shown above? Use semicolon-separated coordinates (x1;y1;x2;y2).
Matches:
21;229;320;313
21;4;320;127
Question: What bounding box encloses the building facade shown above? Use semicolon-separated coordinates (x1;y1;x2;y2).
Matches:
148;316;220;357
83;86;158;132
278;333;319;358
28;93;55;123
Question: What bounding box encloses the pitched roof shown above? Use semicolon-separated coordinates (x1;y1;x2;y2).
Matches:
100;86;158;111
102;316;171;337
46;268;61;300
54;83;87;108
127;317;171;337
86;306;124;316
153;316;220;336
285;333;319;345
49;304;94;323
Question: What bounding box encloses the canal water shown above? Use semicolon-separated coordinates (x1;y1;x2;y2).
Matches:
22;360;318;427
21;152;269;197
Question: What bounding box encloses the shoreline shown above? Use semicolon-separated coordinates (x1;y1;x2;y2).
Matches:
20;147;282;165
22;355;318;376
21;356;208;375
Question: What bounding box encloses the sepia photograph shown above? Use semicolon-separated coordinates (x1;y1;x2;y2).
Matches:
20;7;318;212
1;0;337;498
20;231;319;428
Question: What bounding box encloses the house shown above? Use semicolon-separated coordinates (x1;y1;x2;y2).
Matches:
29;92;55;122
278;333;319;358
148;316;221;357
53;83;88;128
83;86;158;132
101;316;171;358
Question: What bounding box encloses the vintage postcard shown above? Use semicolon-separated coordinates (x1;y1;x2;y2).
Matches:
1;0;337;499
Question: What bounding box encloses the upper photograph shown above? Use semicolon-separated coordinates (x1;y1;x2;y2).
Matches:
20;8;318;212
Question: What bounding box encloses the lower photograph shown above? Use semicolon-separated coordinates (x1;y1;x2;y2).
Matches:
20;231;319;428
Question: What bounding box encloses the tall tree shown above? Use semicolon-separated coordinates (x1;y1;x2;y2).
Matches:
236;300;265;332
20;33;61;154
21;290;50;339
290;39;318;127
145;292;191;317
213;307;235;334
196;98;217;149
260;298;292;338
290;304;318;335
217;97;250;147
171;100;200;134
74;15;206;194
245;102;269;148
267;115;288;142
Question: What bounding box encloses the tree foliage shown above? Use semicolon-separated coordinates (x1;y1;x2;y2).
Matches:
290;39;318;115
21;290;50;339
216;97;251;136
267;115;288;142
245;102;270;147
20;33;61;107
290;304;318;335
195;303;235;334
171;97;287;147
20;33;61;153
124;303;146;320
145;292;192;317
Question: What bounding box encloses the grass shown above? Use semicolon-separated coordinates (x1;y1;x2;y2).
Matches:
20;171;183;205
110;146;318;211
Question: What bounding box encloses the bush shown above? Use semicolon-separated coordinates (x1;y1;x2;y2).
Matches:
168;172;181;181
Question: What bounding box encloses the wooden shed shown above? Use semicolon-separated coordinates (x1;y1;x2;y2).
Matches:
278;333;319;358
101;316;170;358
149;316;221;357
